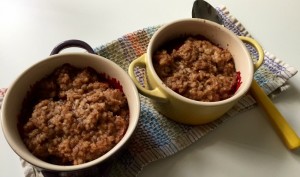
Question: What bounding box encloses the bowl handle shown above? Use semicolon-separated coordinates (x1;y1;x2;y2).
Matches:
50;39;96;55
239;36;264;70
128;54;168;102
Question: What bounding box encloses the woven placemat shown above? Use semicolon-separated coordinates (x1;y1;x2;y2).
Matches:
0;6;298;177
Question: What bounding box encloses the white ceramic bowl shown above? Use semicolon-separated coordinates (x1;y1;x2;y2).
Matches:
1;40;140;176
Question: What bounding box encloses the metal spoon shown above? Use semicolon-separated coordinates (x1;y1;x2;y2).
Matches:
192;0;223;25
192;0;300;150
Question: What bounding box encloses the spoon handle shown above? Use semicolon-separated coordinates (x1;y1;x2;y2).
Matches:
250;80;300;150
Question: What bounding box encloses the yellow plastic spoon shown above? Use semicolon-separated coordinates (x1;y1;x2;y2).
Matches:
250;80;300;150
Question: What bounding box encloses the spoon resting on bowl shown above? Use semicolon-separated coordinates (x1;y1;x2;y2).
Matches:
192;0;300;150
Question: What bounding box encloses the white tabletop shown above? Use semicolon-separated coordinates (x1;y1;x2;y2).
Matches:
1;0;300;177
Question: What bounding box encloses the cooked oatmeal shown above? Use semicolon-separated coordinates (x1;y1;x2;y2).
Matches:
19;64;129;165
153;36;239;102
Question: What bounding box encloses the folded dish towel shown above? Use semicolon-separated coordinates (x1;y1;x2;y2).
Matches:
0;6;298;177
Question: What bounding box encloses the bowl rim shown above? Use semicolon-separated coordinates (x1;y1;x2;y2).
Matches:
146;18;254;106
1;52;140;171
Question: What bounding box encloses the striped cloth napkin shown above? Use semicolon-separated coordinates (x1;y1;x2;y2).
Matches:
0;6;297;177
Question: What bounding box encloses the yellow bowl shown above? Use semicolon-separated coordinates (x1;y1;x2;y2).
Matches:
128;18;264;125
